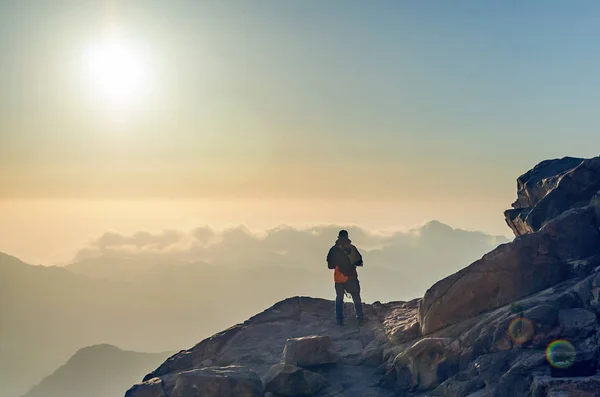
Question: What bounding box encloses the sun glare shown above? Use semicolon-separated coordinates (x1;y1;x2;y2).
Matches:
83;38;148;107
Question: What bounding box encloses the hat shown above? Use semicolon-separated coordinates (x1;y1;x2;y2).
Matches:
338;229;349;238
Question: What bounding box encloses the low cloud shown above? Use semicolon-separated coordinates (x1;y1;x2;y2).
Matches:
73;222;509;283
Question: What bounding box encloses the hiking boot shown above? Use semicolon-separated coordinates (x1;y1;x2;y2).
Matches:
337;319;344;326
357;317;365;326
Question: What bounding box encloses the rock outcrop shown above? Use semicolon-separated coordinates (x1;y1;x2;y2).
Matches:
531;374;600;397
126;155;600;397
418;232;570;335
419;156;600;335
282;336;338;367
263;363;328;396
505;156;600;236
125;366;263;397
391;337;460;391
128;297;404;397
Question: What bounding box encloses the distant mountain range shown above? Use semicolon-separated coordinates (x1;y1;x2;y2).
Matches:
65;256;197;281
23;344;172;397
0;221;507;397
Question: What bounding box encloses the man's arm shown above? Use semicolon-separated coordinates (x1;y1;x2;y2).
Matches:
352;245;363;267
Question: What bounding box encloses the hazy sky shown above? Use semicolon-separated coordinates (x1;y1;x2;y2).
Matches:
2;1;600;263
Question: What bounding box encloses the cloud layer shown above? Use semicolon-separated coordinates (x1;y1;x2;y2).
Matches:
71;221;509;299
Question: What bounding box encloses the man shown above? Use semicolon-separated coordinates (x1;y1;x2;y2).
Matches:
326;230;364;326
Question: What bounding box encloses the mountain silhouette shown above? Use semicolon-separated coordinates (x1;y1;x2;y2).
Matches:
23;344;172;397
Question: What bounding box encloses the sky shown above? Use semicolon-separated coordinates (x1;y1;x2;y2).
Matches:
1;0;600;264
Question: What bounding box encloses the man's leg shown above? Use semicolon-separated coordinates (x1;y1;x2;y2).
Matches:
334;283;345;324
346;278;364;323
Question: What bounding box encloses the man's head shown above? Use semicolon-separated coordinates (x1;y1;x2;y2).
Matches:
338;229;349;239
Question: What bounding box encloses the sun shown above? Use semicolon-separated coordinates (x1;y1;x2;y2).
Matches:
83;38;148;107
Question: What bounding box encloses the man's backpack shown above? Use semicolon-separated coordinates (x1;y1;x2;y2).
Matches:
345;245;363;267
327;245;355;277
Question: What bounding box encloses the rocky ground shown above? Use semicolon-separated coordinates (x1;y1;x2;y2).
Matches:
126;297;419;397
126;155;600;397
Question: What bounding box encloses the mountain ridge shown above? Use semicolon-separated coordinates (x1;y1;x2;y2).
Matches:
23;344;173;397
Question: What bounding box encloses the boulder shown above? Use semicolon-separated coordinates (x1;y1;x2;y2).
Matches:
125;378;166;397
505;156;600;237
572;275;596;307
282;335;338;368
511;157;584;210
591;272;600;310
482;304;559;352
361;347;384;367
263;363;328;396
374;299;421;344
391;337;460;391
523;304;559;334
558;308;598;338
531;374;600;397
419;232;569;334
537;206;600;263
558;308;597;328
127;366;263;397
434;376;485;397
433;350;523;397
576;271;600;312
491;352;547;397
592;192;600;220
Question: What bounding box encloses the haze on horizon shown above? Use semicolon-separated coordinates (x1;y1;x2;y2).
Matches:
2;0;600;263
1;220;506;397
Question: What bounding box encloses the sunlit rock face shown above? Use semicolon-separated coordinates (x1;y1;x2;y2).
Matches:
504;156;600;236
126;155;600;397
419;155;600;335
418;232;569;335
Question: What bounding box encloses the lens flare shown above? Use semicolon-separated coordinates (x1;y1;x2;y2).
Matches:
508;317;534;345
546;340;576;368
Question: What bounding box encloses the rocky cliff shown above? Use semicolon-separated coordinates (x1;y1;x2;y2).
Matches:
126;155;600;397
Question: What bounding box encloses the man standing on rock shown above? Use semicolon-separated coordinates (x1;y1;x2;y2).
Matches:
326;230;364;326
